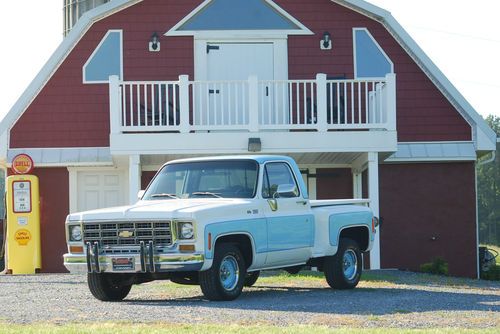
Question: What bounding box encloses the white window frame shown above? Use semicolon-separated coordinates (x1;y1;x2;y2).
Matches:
165;0;313;38
353;27;394;80
82;29;124;84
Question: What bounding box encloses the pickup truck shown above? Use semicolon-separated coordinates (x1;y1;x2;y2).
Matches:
64;155;377;301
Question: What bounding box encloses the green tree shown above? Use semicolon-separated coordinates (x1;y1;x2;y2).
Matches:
478;115;500;245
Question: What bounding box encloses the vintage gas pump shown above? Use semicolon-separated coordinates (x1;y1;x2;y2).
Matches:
5;154;41;274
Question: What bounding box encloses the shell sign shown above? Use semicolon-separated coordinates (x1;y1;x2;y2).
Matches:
12;154;34;174
14;229;32;246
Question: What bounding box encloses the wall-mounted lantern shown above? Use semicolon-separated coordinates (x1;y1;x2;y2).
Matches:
320;31;332;50
248;138;262;152
149;32;160;52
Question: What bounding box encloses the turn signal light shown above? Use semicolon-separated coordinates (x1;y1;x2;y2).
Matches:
70;246;84;254
179;244;195;252
372;217;379;233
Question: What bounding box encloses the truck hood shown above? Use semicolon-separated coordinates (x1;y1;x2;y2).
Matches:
67;198;253;221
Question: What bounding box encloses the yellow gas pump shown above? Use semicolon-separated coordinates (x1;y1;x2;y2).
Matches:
5;154;41;274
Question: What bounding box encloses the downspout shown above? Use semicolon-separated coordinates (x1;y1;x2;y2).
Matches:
475;138;499;278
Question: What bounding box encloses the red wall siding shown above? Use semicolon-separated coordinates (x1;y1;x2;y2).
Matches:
10;0;199;148
7;168;69;273
379;163;477;278
275;0;471;141
11;0;471;147
315;168;353;199
141;171;157;189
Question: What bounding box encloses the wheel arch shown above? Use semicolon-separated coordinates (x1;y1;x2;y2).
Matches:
213;232;256;269
338;225;370;252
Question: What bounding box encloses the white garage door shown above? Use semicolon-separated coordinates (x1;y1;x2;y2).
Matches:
76;171;126;212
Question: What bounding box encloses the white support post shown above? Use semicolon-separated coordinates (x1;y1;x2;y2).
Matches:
179;75;190;133
248;75;259;132
308;168;317;200
108;75;121;135
385;73;397;131
368;151;381;269
316;73;328;132
128;155;141;205
352;170;362;199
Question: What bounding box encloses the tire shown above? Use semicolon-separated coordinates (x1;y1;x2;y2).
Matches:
87;273;132;301
244;271;260;287
324;238;362;289
199;243;246;301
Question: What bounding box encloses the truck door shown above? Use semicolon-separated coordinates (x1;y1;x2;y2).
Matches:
262;162;314;266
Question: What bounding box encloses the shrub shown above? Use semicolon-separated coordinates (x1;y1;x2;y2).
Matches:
419;257;449;276
480;264;500;281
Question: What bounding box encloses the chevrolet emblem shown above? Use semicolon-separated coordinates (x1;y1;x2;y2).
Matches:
119;230;134;238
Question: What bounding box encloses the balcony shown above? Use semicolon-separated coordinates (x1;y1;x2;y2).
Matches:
108;74;397;155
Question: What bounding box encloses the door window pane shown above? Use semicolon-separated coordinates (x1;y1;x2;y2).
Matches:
262;162;299;198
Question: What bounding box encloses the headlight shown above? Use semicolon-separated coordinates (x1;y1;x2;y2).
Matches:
69;225;82;242
179;222;194;239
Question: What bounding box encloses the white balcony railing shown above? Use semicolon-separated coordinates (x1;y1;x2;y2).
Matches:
109;73;396;135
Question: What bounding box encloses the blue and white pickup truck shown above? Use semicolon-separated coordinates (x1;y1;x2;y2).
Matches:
64;155;378;301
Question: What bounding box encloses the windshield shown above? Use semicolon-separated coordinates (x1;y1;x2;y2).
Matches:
143;160;259;200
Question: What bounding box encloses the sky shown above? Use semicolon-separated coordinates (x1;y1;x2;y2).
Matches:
0;0;499;125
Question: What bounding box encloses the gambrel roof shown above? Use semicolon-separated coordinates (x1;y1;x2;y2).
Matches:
0;0;496;157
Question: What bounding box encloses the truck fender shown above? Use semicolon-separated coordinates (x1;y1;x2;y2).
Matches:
203;232;257;270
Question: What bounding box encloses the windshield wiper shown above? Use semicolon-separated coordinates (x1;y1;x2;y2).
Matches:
191;192;222;198
150;193;178;199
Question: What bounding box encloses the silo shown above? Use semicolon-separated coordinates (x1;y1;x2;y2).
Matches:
63;0;111;36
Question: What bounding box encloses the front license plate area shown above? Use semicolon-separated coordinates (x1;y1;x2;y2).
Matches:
112;257;134;271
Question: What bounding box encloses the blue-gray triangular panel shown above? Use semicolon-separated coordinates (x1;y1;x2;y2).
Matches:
178;0;300;31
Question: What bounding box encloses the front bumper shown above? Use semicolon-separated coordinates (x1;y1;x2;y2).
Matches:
63;250;204;274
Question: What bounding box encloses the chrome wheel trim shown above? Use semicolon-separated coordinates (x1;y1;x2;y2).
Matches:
343;249;358;281
219;255;239;291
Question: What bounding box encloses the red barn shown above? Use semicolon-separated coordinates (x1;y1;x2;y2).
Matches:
0;0;496;276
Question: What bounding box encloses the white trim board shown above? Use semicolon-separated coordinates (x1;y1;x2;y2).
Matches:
6;147;113;166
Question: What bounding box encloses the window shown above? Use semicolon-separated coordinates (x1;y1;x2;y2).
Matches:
83;30;123;83
177;0;300;31
353;28;393;78
262;162;299;198
143;160;259;199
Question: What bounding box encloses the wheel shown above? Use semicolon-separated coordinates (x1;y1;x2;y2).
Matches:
244;271;260;287
199;243;246;301
87;273;132;301
324;238;362;289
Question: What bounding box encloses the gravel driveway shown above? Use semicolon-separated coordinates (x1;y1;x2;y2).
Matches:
0;270;498;329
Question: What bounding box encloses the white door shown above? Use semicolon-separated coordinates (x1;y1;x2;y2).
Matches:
76;171;126;212
195;43;274;127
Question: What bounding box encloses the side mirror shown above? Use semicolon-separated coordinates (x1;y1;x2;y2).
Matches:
137;190;145;200
276;184;298;198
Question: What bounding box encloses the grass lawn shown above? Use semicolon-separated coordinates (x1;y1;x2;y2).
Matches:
0;323;498;334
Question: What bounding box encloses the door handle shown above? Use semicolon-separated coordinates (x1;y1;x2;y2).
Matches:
296;200;308;205
208;89;220;94
265;86;269;96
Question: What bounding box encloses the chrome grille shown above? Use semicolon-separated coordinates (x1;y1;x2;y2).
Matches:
82;221;172;248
